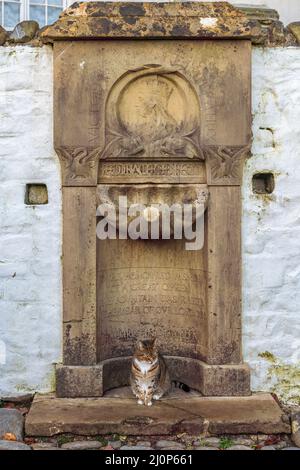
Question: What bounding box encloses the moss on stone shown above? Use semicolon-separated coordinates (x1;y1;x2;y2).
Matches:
258;351;277;363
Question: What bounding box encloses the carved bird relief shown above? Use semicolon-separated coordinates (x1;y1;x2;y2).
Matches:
205;145;251;182
57;147;101;181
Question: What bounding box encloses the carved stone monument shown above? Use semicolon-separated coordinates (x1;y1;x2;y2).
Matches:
42;2;254;398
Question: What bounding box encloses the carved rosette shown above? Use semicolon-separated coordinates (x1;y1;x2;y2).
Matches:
56;146;102;186
203;145;251;185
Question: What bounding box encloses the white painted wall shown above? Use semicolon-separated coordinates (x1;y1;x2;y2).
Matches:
0;46;62;396
243;47;300;405
0;45;299;404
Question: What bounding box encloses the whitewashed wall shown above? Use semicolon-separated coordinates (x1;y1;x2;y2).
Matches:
0;46;62;396
0;45;299;404
243;48;300;405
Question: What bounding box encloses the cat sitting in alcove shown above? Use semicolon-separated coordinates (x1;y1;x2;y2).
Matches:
130;338;189;406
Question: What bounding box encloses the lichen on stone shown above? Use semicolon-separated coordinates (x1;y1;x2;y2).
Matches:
259;352;300;405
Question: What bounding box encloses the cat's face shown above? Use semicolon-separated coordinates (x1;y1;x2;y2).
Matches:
135;338;158;362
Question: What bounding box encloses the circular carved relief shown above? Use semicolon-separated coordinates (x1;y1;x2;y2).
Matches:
103;67;202;160
117;74;186;142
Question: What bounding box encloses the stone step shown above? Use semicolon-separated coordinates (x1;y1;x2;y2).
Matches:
25;393;290;437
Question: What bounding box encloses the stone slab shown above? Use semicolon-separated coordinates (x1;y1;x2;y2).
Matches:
25;393;290;436
0;408;24;441
0;440;31;450
41;2;260;42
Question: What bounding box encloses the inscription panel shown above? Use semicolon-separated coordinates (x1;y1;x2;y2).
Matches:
99;161;206;183
97;239;207;361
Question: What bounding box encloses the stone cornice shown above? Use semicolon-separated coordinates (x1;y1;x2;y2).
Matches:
40;1;262;42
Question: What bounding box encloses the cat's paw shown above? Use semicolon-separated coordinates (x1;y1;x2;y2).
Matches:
137;399;143;405
147;401;152;406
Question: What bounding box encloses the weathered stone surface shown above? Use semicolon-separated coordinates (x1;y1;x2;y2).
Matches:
40;1;261;42
25;393;290;437
53;13;252;397
56;365;103;398
1;394;33;404
0;440;31;450
274;441;289;450
198;361;251;396
26;395;207;436
240;5;295;46
100;356;250;398
136;440;151;447
31;442;59;450
155;440;184;449
239;6;279;23
0;409;24;441
260;446;276;450
291;412;300;448
282;447;300;451
33;446;62;450
199;437;220;448
160;446;186;450
194;446;218;450
0;26;8;46
120;445;152;450
228;445;253;450
288;22;300;43
9;21;39;44
232;437;255;446
108;440;122;449
32;443;62;450
61;440;103;450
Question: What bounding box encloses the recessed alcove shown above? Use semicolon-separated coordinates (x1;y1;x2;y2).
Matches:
25;184;48;205
252;173;275;194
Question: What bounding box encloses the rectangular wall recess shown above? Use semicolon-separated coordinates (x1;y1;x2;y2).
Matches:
25;184;48;205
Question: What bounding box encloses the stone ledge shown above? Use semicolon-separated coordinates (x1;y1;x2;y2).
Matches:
25;393;291;436
0;3;297;47
56;357;251;398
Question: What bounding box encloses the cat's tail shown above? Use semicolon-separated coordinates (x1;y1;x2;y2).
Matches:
172;380;190;392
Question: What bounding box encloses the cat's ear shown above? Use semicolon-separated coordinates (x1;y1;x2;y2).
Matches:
151;337;157;346
137;340;144;350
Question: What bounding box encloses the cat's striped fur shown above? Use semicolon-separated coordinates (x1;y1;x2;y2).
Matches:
130;338;171;406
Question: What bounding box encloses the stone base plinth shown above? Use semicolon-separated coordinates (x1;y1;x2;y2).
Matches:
56;356;251;398
25;393;290;436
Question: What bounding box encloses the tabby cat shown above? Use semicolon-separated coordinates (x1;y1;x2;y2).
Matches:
130;338;172;406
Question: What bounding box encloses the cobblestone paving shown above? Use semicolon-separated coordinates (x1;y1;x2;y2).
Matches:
21;433;299;451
